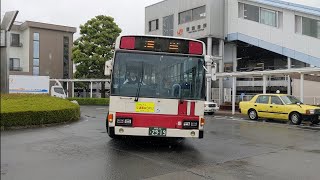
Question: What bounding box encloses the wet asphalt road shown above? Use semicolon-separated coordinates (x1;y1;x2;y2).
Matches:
1;106;320;180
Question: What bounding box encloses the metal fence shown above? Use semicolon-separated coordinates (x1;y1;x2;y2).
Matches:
221;95;320;105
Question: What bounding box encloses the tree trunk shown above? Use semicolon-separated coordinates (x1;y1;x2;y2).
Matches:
101;82;106;98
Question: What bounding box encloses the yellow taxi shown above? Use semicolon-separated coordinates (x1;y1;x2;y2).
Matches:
239;94;320;125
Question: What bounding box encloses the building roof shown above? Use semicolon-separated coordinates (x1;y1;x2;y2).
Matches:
249;0;320;17
145;0;167;8
19;21;76;33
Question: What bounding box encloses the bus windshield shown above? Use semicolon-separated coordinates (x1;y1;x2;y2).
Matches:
111;51;205;100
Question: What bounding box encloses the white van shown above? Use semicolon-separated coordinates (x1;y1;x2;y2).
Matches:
50;79;66;99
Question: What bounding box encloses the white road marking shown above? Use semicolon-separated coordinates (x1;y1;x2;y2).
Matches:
96;108;105;110
215;117;257;123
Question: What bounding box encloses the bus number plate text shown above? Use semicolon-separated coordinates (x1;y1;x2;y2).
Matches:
149;127;167;137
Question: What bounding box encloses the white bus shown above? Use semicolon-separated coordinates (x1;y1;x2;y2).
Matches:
105;35;206;139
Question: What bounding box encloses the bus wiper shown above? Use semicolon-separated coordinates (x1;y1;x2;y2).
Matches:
134;62;144;102
179;91;184;104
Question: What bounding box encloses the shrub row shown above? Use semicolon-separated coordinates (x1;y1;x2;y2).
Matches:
67;98;109;106
1;94;80;128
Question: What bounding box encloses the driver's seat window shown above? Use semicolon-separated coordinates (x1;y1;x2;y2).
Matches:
54;87;65;95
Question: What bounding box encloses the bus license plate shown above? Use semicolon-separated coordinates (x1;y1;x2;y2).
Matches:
149;127;167;137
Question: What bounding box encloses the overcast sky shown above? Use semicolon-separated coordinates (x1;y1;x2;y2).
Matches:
2;0;319;40
2;0;162;39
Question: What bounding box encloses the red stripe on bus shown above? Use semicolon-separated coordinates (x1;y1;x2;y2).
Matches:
116;112;198;129
190;102;195;116
178;101;188;115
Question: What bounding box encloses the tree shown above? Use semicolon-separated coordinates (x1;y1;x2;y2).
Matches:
73;15;121;98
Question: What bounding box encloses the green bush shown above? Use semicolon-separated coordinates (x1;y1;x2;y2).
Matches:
67;98;109;106
1;94;80;128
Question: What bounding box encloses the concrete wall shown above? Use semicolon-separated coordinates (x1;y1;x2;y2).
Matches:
292;79;320;104
6;29;29;73
28;27;74;79
227;0;320;63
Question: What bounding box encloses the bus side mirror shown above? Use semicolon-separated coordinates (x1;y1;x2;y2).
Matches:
105;60;113;76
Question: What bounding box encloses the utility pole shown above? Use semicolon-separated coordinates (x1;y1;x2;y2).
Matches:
205;55;221;102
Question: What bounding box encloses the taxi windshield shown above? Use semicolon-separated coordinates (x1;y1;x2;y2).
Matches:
280;95;303;105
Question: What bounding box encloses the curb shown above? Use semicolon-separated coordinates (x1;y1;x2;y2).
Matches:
0;116;84;131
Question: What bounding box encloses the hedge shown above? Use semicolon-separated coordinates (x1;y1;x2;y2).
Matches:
1;94;80;129
67;98;109;106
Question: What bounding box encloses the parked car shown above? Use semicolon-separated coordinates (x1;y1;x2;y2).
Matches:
239;94;320;125
204;101;219;115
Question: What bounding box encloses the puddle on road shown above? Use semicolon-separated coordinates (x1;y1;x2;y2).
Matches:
0;163;8;175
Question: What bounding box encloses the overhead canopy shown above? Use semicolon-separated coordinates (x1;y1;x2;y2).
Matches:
216;67;320;78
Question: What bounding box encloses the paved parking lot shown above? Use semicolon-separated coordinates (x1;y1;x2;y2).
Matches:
1;106;320;180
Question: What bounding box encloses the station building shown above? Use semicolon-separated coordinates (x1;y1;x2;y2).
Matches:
145;0;320;104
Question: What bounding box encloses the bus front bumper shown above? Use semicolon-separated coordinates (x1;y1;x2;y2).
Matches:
114;126;203;138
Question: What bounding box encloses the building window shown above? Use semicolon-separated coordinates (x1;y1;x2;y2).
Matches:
238;3;244;18
192;26;195;31
244;4;260;22
197;25;201;30
186;27;190;32
33;58;39;66
163;15;174;36
33;32;40;76
239;3;281;28
149;19;159;32
295;16;302;34
33;67;39;76
192;6;206;21
179;10;192;24
301;16;320;39
63;36;70;79
260;8;277;27
179;6;206;24
10;33;21;47
9;58;21;71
